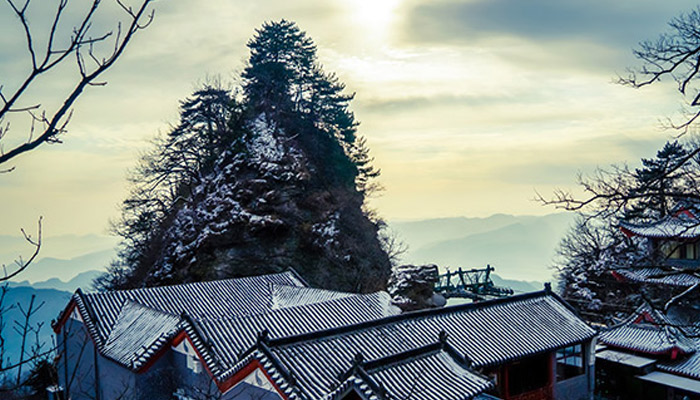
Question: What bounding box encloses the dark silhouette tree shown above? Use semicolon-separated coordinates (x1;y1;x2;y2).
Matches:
620;7;700;133
0;1;157;396
101;20;390;293
625;141;690;221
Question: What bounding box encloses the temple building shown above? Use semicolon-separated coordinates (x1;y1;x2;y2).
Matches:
584;206;700;398
617;207;700;289
52;270;596;400
596;299;700;399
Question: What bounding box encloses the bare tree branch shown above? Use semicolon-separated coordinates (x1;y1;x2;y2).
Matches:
0;0;156;167
0;217;42;283
619;7;700;134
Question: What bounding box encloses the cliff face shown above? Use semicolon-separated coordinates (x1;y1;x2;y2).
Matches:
146;114;390;293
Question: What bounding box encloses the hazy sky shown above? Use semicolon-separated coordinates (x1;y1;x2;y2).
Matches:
1;0;698;237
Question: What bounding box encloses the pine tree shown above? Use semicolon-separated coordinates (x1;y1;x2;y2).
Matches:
555;140;699;322
243;19;316;117
625;141;690;221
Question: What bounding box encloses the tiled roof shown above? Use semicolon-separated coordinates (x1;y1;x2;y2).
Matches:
659;341;700;379
600;303;700;358
362;346;493;400
55;271;399;376
240;340;494;400
614;267;700;288
599;324;695;355
271;284;354;309
101;301;182;369
195;291;400;376
600;302;700;383
56;273;594;400
76;271;305;345
261;291;594;399
620;217;700;239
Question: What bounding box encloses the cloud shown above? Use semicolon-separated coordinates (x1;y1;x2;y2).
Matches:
403;0;697;46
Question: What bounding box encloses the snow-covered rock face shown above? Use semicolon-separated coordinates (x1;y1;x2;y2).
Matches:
311;212;340;249
388;264;440;311
248;114;285;163
136;107;389;292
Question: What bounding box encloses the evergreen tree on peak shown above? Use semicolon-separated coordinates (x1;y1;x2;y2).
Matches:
98;21;390;292
244;20;316;116
242;19;376;193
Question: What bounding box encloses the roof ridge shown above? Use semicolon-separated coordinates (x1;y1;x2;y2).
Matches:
79;270;300;296
268;290;552;347
361;341;443;372
283;266;310;287
205;290;391;326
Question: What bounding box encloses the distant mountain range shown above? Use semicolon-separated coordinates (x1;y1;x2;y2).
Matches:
0;233;116;287
9;270;103;293
1;214;575;291
0;286;72;375
389;213;575;283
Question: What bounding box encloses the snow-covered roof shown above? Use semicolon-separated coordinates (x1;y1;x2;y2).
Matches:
596;349;656;369
599;324;695;356
272;338;494;400
247;290;593;399
270;284;354;309
54;273;594;400
638;371;700;395
55;272;397;372
101;301;182;369
194;291;400;372
600;302;700;361
620;216;700;239
361;348;492;400
658;342;700;380
76;271;306;345
614;267;700;288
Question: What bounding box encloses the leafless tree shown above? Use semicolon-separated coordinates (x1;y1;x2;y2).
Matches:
540;7;700;215
1;218;41;283
0;0;156;170
619;7;700;134
13;295;43;385
378;226;408;266
537;7;700;319
0;2;157;395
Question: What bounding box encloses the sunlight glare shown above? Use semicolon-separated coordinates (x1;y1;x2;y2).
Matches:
339;0;402;40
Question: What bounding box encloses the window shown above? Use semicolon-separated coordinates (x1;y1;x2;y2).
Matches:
556;344;584;381
660;241;699;260
662;241;682;259
686;243;696;259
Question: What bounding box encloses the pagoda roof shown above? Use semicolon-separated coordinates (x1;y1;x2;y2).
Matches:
614;267;700;288
600;302;700;359
620;213;700;239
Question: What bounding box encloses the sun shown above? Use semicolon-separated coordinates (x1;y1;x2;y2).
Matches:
339;0;402;40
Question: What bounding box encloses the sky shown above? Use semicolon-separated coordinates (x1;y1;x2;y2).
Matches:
1;0;699;238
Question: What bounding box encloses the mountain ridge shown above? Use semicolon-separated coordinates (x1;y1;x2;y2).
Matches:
390;212;574;282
